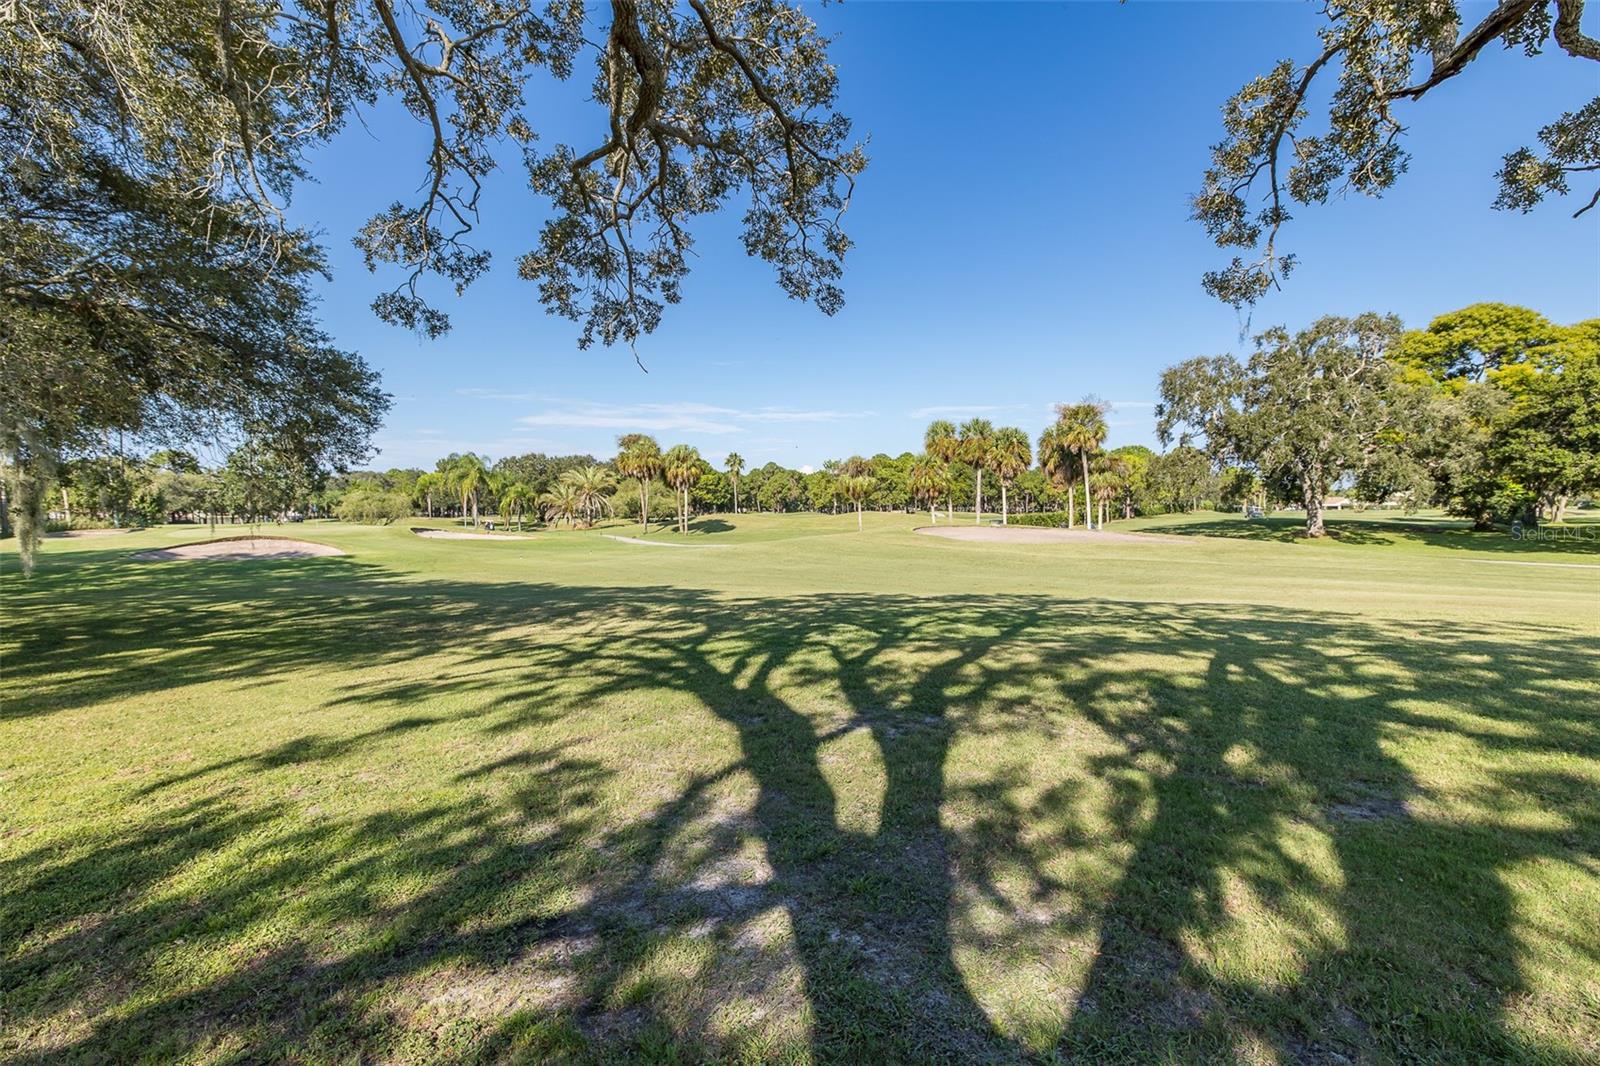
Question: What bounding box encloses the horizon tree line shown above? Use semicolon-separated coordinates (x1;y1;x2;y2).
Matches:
18;302;1594;542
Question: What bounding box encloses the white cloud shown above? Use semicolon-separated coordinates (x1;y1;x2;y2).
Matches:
515;400;871;435
518;402;739;434
370;432;568;466
744;407;874;423
907;404;1023;419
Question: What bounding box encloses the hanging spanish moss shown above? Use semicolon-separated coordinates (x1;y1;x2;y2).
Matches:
3;439;56;578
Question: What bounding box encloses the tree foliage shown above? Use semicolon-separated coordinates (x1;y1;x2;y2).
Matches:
1388;304;1599;525
1158;313;1405;535
1144;446;1217;515
1195;0;1600;306
4;0;866;347
4;1;394;573
221;441;316;522
1492;349;1600;518
337;488;412;524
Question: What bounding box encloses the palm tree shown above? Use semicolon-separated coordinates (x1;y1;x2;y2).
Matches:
909;453;947;524
413;472;442;517
485;470;511;526
1055;400;1109;529
499;482;536;530
837;456;875;531
958;418;995;523
1037;423;1079;529
539;481;581;528
990;426;1031;525
561;465;617;527
448;454;488;528
725;452;744;514
662;444;701;534
614;434;663;534
924;419;958;519
838;458;876;532
1092;453;1131;527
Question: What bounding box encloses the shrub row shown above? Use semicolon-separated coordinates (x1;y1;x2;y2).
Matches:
335;489;411;524
1006;511;1072;528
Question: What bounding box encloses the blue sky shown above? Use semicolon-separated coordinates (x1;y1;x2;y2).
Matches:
288;1;1600;472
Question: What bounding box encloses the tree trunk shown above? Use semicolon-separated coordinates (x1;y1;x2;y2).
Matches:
1000;482;1009;525
974;470;984;523
471;494;479;528
1080;453;1093;530
5;450;51;577
1067;485;1075;529
856;500;863;531
61;486;71;525
733;478;739;515
1301;479;1326;537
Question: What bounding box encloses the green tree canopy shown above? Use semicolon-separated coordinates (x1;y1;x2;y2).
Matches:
1493;350;1600;520
1195;1;1599;307
5;0;866;346
615;434;665;534
1393;303;1566;383
1158;314;1405;536
1145;446;1218;515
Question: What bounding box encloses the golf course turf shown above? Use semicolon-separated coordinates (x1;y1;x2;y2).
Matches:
3;511;1597;1063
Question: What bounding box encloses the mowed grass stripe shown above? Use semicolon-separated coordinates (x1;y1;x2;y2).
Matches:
2;510;1596;1064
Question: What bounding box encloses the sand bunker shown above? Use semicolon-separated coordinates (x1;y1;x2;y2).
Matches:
46;528;132;538
411;527;522;540
132;536;345;561
915;525;1173;546
602;534;729;549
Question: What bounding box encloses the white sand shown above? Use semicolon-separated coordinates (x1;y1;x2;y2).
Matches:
602;534;729;549
46;528;132;538
411;527;522;540
132;537;346;561
914;525;1176;546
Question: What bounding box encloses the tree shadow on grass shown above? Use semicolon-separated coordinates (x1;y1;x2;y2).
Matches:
1149;513;1600;556
1146;514;1398;546
2;551;1597;1062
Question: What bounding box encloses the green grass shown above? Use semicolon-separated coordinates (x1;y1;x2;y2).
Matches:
1124;507;1600;557
3;512;1598;1063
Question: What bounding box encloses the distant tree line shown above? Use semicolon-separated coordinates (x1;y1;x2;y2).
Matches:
20;302;1591;542
1158;303;1599;536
